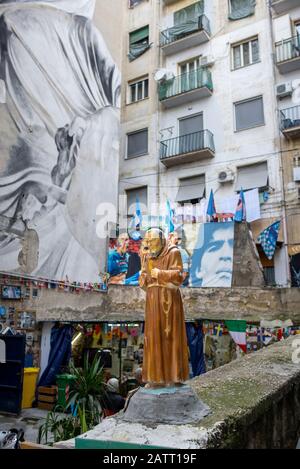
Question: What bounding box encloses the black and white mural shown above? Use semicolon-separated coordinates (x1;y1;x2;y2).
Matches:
0;0;121;282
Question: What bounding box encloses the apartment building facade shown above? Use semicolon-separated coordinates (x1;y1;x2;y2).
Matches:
271;0;300;287
119;0;300;287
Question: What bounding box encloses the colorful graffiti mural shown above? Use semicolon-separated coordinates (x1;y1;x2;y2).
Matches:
108;223;234;288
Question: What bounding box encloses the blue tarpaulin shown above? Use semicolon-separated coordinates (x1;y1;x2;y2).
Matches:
38;324;72;387
186;322;206;377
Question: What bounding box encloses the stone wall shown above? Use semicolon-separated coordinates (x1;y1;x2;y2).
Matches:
232;222;265;287
57;337;300;449
2;283;299;323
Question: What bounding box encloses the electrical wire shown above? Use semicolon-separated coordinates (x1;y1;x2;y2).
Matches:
119;147;300;187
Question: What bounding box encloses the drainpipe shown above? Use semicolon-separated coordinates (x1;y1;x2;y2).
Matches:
268;1;291;287
156;0;162;213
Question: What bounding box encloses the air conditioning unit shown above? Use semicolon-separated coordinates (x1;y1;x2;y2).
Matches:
276;82;293;99
294;167;300;182
218;170;235;184
199;55;215;67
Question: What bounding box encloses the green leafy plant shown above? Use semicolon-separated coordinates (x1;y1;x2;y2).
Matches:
37;405;81;445
38;353;106;445
66;352;105;428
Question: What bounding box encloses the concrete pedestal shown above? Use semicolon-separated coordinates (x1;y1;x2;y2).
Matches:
121;385;211;425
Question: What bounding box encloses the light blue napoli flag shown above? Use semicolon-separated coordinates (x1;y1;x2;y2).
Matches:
166;199;175;233
134;196;143;228
234;188;246;222
206;189;216;219
257;220;281;260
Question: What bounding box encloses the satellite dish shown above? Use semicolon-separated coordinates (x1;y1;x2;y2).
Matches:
292;79;300;105
154;69;167;82
154;69;175;82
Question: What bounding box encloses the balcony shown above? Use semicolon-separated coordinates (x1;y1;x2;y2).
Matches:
160;14;211;56
159;68;213;109
160;130;215;167
280;106;300;139
275;35;300;74
163;0;179;4
271;0;300;14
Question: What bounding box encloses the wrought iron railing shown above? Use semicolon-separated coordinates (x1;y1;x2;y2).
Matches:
158;68;213;101
160;130;215;160
275;35;300;63
280;105;300;131
160;14;210;47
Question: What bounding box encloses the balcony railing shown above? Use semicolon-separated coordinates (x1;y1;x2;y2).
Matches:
160;14;210;47
275;35;300;64
159;68;213;101
280;105;300;132
160;130;215;161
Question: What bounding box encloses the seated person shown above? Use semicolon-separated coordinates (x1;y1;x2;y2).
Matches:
102;378;125;417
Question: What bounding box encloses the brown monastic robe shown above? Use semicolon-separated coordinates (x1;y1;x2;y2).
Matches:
139;245;189;385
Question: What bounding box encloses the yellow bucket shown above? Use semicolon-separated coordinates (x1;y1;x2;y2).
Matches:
21;368;40;409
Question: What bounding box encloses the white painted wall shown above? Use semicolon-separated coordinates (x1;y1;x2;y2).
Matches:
39;322;53;379
119;0;291;285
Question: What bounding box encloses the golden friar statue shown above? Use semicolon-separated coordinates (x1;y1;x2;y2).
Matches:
139;228;189;388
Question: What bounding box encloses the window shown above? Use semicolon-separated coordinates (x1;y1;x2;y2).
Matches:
129;77;149;103
235;161;268;192
232;37;259;69
257;245;276;286
176;175;205;204
295;21;300;37
234;96;264;131
127;129;148;158
128;26;150;62
126;187;147;217
179;113;203;136
179;57;200;75
178;113;204;154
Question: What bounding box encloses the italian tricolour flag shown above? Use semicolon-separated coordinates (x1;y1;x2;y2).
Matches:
225;320;247;353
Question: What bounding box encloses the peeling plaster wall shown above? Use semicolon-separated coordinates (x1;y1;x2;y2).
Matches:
2;285;297;323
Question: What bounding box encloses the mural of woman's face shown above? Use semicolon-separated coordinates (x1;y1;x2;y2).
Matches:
200;227;234;287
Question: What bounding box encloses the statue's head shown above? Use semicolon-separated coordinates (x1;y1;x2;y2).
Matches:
142;228;166;258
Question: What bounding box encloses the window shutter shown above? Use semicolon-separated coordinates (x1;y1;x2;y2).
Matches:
130;26;149;45
235;162;268;191
176;175;205;202
235;97;264;131
127;129;148;158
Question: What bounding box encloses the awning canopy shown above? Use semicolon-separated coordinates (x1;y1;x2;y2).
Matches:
176;176;205;203
250;218;283;243
235;161;268;191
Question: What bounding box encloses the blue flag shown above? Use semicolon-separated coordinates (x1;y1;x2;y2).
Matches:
234;188;246;222
257;220;281;260
134;197;143;228
206;189;216;219
166;199;175;233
